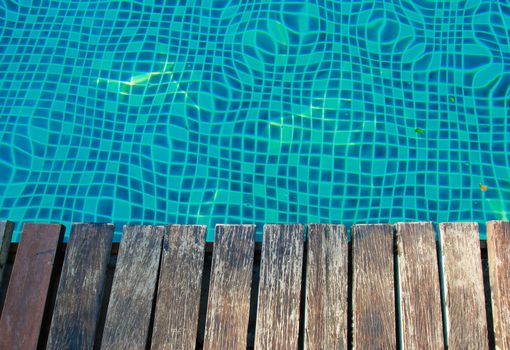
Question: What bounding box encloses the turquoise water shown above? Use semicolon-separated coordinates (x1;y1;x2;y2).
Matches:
0;0;509;241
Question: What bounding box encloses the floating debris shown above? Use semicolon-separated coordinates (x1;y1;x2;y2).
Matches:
479;183;488;192
450;97;455;102
414;128;425;134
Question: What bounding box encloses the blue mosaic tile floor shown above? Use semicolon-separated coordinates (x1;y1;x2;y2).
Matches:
0;1;509;241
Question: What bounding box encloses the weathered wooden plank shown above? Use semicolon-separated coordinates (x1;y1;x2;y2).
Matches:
487;220;510;349
396;222;443;348
439;222;488;349
0;221;14;287
151;225;206;350
0;223;64;350
46;223;114;350
305;224;348;350
100;225;164;349
254;224;304;350
352;224;395;349
204;224;255;350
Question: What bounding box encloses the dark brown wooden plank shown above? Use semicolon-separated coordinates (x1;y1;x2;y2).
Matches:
487;220;510;349
439;222;488;349
396;222;443;348
151;225;206;350
352;224;395;349
46;223;114;350
204;224;255;350
100;225;164;349
0;223;64;350
305;224;348;350
0;221;14;287
254;224;304;350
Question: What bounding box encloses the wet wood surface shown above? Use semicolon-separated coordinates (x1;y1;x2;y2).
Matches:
204;224;255;350
352;224;396;349
254;224;304;350
100;225;164;349
305;224;348;349
487;220;510;349
151;225;206;350
46;223;113;350
0;223;64;350
396;222;443;349
0;221;13;287
439;222;488;349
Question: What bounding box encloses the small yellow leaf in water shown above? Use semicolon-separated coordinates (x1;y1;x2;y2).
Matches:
479;183;488;192
414;128;424;134
450;97;455;102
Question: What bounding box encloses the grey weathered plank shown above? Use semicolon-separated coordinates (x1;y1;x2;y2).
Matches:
396;222;443;349
352;224;396;349
487;220;510;349
204;224;255;350
305;224;348;350
0;221;14;287
254;224;304;350
0;223;64;350
151;225;206;350
46;223;114;350
439;222;488;349
100;225;164;349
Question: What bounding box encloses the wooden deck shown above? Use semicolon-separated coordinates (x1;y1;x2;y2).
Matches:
0;221;508;349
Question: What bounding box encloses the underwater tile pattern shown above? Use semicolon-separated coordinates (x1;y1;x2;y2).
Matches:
0;0;509;241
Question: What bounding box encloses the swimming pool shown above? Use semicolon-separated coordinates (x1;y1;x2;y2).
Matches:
0;0;509;241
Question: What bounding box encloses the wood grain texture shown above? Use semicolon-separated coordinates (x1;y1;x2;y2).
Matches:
254;224;304;350
352;224;395;350
0;223;64;350
204;224;255;350
439;222;488;349
100;225;164;349
151;225;206;350
46;223;114;350
487;220;510;349
0;221;14;287
305;224;348;350
396;222;443;349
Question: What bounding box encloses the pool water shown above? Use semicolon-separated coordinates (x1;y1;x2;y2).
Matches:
0;1;509;241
